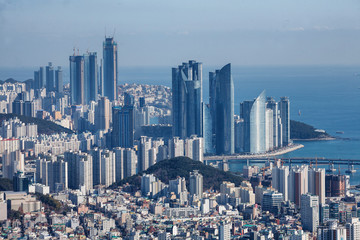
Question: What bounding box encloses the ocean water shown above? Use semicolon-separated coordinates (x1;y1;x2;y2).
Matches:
1;65;360;183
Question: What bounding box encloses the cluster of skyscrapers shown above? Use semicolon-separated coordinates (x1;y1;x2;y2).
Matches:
70;37;118;105
172;60;290;155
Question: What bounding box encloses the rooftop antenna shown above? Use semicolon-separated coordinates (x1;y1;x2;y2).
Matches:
77;48;80;55
73;47;76;56
113;28;116;38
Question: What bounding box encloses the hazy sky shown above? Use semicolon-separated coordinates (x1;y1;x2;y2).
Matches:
1;0;360;67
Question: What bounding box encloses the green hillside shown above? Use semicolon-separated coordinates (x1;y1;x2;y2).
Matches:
112;156;243;191
290;120;331;139
0;113;73;135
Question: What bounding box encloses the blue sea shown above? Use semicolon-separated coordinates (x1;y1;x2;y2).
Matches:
1;65;360;183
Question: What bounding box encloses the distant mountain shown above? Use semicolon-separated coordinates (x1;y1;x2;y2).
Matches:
290;120;332;140
112;156;243;191
4;78;18;84
0;113;73;135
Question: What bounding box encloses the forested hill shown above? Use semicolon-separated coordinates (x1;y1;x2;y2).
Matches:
290;120;332;140
112;156;243;191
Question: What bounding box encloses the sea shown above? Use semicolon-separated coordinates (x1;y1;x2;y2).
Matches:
1;65;360;184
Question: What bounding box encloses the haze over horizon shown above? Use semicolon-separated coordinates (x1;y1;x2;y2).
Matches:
1;0;360;68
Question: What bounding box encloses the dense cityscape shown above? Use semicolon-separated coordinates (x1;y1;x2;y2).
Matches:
0;33;358;240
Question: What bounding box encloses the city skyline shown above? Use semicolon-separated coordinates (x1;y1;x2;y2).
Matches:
1;1;360;67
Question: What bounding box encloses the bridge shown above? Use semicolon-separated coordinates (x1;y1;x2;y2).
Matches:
204;157;360;166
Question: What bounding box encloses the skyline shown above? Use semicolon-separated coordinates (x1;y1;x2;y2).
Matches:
1;0;360;67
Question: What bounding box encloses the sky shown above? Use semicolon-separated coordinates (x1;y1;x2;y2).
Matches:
1;0;360;67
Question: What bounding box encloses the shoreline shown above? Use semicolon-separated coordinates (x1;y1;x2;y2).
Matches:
204;144;304;160
292;137;337;141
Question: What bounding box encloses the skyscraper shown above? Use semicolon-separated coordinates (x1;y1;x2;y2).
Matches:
103;37;118;101
308;168;326;205
209;64;234;155
300;193;319;233
55;66;63;93
266;97;279;148
46;62;55;92
272;165;289;201
69;52;98;105
172;60;203;139
84;52;98;103
241;90;266;154
112;106;134;148
69;55;85;105
190;170;203;199
95;97;111;131
279;96;290;146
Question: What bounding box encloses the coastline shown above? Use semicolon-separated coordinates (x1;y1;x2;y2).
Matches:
204;144;304;160
292;137;337;141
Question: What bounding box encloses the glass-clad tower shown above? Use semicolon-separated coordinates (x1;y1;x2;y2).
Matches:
279;96;290;146
70;52;98;105
84;52;98;103
103;37;118;101
209;63;234;155
172;60;203;139
241;90;266;154
69;55;85;105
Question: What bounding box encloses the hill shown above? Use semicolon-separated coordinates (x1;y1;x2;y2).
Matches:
290;120;332;140
112;156;243;191
0;113;73;135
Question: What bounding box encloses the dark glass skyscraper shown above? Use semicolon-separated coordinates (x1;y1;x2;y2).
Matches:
70;55;85;105
69;52;98;105
103;37;118;101
46;62;55;92
172;60;203;139
84;52;98;103
279;96;290;146
209;64;234;155
55;66;63;93
112;106;134;148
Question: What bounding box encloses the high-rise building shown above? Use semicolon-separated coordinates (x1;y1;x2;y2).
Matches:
279;97;290;146
37;158;68;192
168;137;184;158
95;97;111;131
272;165;289;201
300;193;319;233
112;106;134;148
65;151;93;192
103;37;118;101
266;97;279;148
346;218;360;240
123;148;137;178
308;168;326;205
46;62;55;92
262;191;283;214
190;170;203;199
185;136;204;162
241;90;266;154
55;66;63;93
209;64;234;155
84;52;98;103
318;220;347;240
265;108;274;151
172;60;203;139
34;66;45;90
2;150;24;179
69;52;98;105
219;221;231;240
288;165;308;206
325;174;346;197
69;55;85;105
203;103;214;154
138;136;152;173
